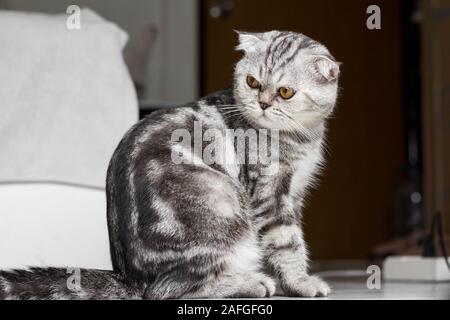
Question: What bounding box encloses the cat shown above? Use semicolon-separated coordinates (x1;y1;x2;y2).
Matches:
0;30;340;299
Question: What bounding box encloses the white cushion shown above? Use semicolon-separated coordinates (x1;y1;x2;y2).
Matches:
0;8;138;188
0;9;137;269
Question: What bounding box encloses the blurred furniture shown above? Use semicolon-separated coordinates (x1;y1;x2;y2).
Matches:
422;0;450;234
0;9;137;270
3;0;200;103
0;184;111;270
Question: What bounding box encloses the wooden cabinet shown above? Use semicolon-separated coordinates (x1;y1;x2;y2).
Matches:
421;0;450;233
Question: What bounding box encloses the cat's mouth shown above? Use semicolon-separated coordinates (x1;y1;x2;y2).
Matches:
256;113;269;120
246;107;324;131
251;111;281;129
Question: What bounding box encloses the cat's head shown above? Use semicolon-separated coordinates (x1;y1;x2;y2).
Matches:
233;31;340;132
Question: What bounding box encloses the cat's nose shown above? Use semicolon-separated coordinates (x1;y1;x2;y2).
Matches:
259;102;272;110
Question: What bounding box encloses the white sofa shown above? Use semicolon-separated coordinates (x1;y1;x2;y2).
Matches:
0;9;138;270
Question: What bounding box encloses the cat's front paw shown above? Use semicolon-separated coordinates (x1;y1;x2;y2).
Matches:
282;275;330;298
234;273;276;298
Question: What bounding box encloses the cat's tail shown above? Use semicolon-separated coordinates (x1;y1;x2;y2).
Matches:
0;267;145;300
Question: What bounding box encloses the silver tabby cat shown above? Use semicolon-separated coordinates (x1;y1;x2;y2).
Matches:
0;31;340;299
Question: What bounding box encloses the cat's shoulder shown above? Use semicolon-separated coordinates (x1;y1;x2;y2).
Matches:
200;88;234;108
140;88;233;122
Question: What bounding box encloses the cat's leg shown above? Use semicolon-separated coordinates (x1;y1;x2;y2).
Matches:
258;220;330;297
183;236;276;299
252;158;330;298
187;271;276;299
136;166;275;299
146;272;275;299
143;235;276;299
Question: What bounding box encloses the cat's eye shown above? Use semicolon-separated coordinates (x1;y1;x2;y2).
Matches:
279;87;296;100
246;75;261;89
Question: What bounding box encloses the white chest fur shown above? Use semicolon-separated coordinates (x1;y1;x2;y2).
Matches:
288;140;324;198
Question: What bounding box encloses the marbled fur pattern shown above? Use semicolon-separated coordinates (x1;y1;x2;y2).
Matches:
0;31;339;299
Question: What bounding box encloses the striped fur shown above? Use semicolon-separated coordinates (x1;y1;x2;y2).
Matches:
0;268;143;300
1;31;339;299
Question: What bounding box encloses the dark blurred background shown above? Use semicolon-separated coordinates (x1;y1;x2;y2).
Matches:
203;0;409;261
2;0;449;262
201;0;450;261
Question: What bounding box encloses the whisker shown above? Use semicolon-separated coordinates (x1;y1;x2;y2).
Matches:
277;109;312;141
218;106;241;110
221;110;243;116
216;104;246;108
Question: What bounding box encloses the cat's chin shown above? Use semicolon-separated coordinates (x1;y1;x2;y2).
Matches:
248;114;325;135
249;113;285;130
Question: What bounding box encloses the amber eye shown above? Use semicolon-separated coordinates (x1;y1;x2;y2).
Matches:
246;75;261;89
279;87;296;99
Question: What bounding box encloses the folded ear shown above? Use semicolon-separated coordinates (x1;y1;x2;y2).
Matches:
234;30;264;54
314;56;341;82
